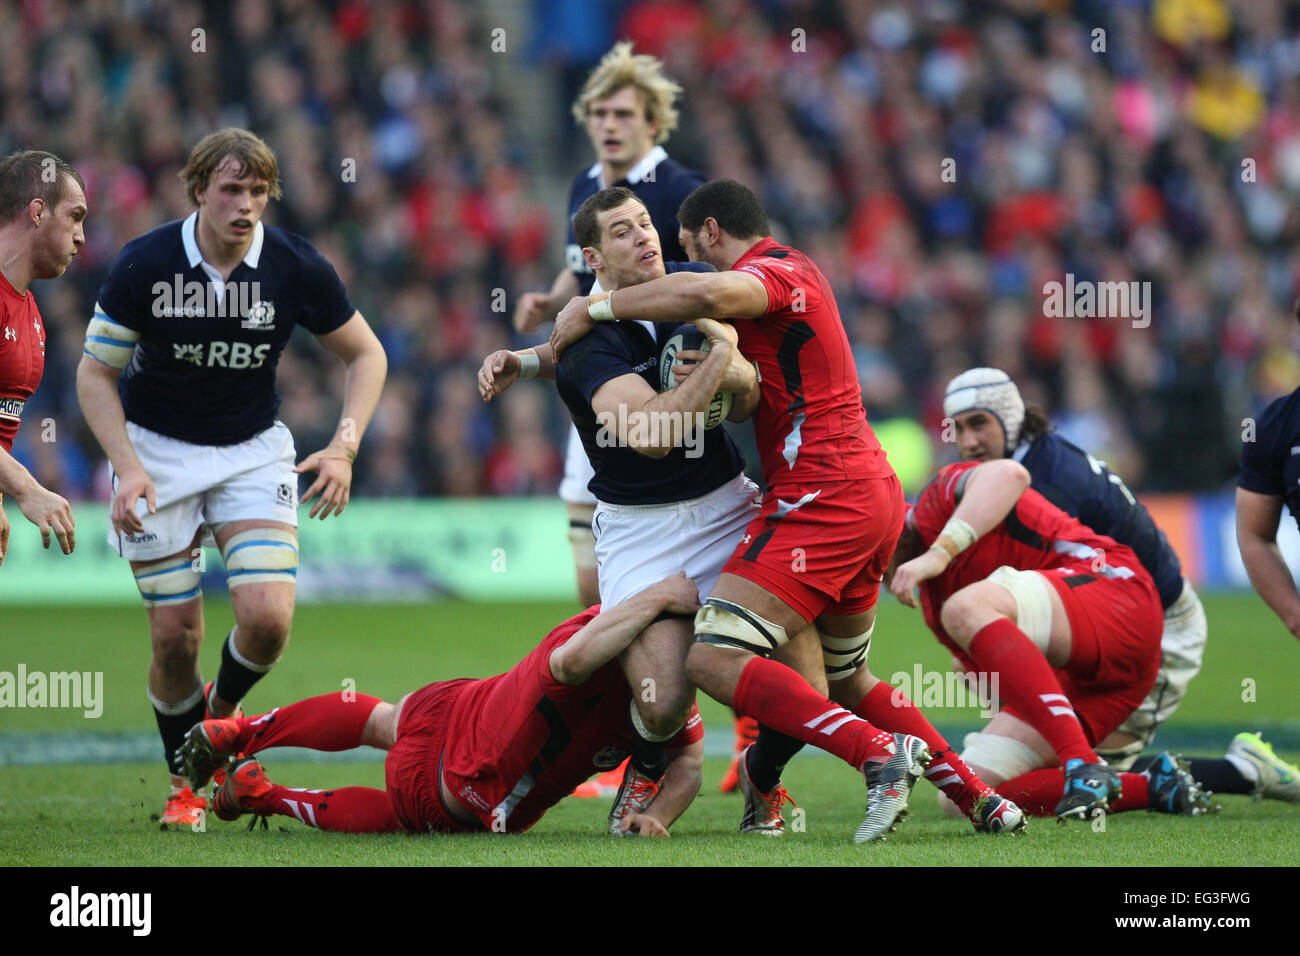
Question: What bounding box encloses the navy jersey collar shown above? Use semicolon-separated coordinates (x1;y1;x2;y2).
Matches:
182;212;266;270
585;145;669;187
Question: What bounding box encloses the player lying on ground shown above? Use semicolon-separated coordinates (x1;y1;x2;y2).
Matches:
480;186;762;830
550;179;1021;841
177;574;704;836
890;459;1213;820
946;368;1299;804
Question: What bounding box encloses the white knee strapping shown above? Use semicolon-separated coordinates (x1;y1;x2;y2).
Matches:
988;566;1053;652
960;731;1047;785
133;556;202;608
823;623;873;679
694;599;791;656
568;524;598;571
629;698;681;743
221;528;299;588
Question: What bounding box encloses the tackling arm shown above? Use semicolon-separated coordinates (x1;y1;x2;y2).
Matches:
1236;487;1300;641
548;573;701;685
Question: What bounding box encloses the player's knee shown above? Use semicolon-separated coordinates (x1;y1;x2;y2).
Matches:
150;623;201;673
633;691;691;739
236;616;291;662
940;587;988;644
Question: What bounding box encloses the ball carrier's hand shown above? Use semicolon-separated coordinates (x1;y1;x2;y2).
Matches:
111;464;156;540
477;349;520;402
295;443;355;520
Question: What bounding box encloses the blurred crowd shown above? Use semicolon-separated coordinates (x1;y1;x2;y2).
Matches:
7;0;1300;500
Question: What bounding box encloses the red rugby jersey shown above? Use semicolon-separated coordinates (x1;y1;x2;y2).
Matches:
732;237;893;485
0;271;45;453
911;461;1151;663
441;607;703;833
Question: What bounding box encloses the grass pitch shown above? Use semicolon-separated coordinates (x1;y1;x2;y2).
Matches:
1;594;1297;867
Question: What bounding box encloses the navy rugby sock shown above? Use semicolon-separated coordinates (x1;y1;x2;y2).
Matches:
747;725;805;794
215;629;272;711
151;684;207;780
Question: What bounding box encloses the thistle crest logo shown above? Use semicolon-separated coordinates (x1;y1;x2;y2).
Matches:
241;299;276;331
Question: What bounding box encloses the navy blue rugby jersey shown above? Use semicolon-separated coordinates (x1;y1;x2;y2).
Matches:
1016;431;1184;609
92;213;354;445
556;262;743;505
1239;386;1300;535
565;146;706;295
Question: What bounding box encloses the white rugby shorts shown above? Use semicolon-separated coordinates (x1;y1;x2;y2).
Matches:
593;472;761;608
558;424;597;507
108;420;299;561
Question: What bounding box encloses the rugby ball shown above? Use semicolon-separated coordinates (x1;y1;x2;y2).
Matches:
659;324;734;429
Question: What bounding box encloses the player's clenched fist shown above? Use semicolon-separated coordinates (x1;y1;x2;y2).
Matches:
477;349;520;402
653;571;701;616
512;292;553;335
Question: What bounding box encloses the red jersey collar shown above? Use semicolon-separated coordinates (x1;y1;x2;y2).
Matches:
732;236;780;268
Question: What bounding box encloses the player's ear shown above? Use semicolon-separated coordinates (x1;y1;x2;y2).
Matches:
583;246;603;272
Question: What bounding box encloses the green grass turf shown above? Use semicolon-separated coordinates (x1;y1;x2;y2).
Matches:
1;594;1297;866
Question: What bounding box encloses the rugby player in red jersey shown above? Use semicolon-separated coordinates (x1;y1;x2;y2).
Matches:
889;459;1212;819
176;574;704;836
0;149;83;564
552;180;1020;840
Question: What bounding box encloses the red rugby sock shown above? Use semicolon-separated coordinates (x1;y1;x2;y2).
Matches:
996;769;1149;815
852;682;988;813
734;658;894;769
967;619;1097;765
248;783;402;833
240;693;384;754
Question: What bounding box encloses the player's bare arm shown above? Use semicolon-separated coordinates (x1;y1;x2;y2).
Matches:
622;737;704;837
548;572;701;684
891;460;1031;607
477;343;557;402
75;352;155;535
589;323;734;458
550;270;768;358
1236;487;1300;641
295;311;388;520
0;445;75;557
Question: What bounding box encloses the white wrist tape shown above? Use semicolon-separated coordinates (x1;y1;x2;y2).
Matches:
517;349;540;379
937;516;978;555
587;291;616;322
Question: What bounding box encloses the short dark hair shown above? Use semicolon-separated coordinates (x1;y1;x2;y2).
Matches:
572;186;645;250
0;150;85;225
677;179;769;241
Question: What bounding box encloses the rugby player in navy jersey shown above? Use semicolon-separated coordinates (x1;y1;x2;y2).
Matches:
75;128;388;826
479;186;774;833
947;368;1298;804
0;150;84;564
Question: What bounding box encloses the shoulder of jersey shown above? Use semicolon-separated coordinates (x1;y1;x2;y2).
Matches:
115;219;184;261
666;261;716;274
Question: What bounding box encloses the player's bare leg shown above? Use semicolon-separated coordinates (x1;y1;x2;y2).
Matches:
567;503;599;607
688;572;927;841
823;609;1025;833
132;532;210;822
607;615;694;832
209;520;297;717
939;575;1120;818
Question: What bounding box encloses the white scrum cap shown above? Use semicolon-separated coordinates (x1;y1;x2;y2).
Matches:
943;368;1025;450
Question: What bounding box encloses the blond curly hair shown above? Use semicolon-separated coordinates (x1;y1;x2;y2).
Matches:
571;42;683;144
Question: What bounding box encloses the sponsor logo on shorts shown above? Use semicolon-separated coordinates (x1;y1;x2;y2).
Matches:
123;531;159;544
458;784;491;813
